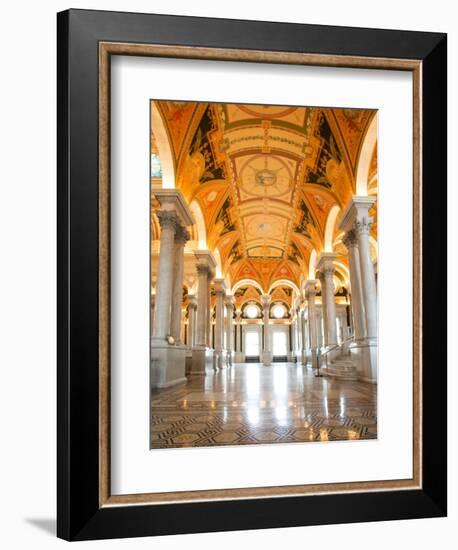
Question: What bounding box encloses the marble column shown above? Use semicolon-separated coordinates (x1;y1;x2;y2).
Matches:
152;211;178;340
187;295;197;349
207;274;214;349
225;295;234;366
151;189;194;389
300;308;307;365
317;254;337;347
150;293;156;336
261;295;272;366
213;279;227;369
343;229;366;340
234;310;243;363
289;308;297;360
195;264;209;347
192;251;217;375
354;218;377;339
169;226;190;344
338;196;377;382
305;280;318;369
295;307;302;361
317;273;328;348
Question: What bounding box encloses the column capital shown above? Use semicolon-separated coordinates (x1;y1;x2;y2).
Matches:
187;293;197;308
225;294;235;308
316;253;337;280
174;225;190;244
154;189;195;227
213;278;227;295
338;195;376;232
342;229;359;249
157;210;180;232
196;263;210;277
261;294;271;308
353;217;373;237
194;250;216;269
304;279;318;297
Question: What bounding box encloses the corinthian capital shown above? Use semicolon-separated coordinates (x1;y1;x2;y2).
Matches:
157;210;179;232
342;229;358;249
175;225;190;244
354;216;373;236
196;263;210;277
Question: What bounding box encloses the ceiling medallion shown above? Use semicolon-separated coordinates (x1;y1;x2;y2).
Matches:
255;168;277;187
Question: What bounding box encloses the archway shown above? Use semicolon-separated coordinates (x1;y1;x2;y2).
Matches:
355;114;377;196
151;102;176;189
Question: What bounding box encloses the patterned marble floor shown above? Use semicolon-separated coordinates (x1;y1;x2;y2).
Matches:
151;363;377;449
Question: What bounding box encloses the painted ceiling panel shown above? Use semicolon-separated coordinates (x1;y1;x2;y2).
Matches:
152;100;377;291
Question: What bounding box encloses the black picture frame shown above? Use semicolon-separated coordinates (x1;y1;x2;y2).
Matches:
57;8;447;541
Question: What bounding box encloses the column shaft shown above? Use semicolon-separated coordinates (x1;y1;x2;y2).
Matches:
305;282;318;368
343;230;366;340
261;295;272;365
195;265;209;347
153;211;178;339
355;218;377;339
318;274;329;346
324;269;337;345
214;291;224;351
169;228;189;343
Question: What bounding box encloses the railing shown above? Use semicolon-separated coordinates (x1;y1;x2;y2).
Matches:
315;335;376;377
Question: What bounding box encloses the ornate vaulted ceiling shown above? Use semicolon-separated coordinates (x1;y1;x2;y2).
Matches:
152;101;377;293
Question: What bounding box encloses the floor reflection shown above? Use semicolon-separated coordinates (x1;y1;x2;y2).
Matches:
151;363;377;448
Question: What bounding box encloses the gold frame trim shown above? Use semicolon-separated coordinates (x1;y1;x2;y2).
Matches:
98;42;422;507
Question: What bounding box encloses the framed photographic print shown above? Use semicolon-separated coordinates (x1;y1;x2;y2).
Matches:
57;9;447;541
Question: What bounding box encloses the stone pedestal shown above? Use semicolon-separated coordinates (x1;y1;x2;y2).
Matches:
261;351;273;366
349;342;377;383
191;346;215;375
234;351;244;363
151;342;187;388
214;349;228;370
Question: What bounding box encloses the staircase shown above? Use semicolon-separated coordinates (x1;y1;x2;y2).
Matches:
325;353;358;381
319;337;359;381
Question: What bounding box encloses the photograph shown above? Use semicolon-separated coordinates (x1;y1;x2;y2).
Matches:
150;100;378;449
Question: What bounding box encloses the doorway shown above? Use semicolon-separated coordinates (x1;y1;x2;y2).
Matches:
272;326;288;362
244;329;261;362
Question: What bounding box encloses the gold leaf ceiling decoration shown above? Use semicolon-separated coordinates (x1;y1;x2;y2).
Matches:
152;101;377;293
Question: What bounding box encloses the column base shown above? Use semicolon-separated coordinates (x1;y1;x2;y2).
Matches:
191;346;215;375
151;342;187;389
234;351;244;363
226;351;233;367
349;338;377;383
261;351;272;366
214;349;229;370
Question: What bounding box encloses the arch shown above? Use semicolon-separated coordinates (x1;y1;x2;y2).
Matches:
189;200;207;250
324;205;341;253
232;278;264;295
355;114;377;196
151;103;176;189
333;261;350;285
213;247;223;279
268;279;300;296
369;236;378;260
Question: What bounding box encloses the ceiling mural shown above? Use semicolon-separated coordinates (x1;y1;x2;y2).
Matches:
151;101;377;292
